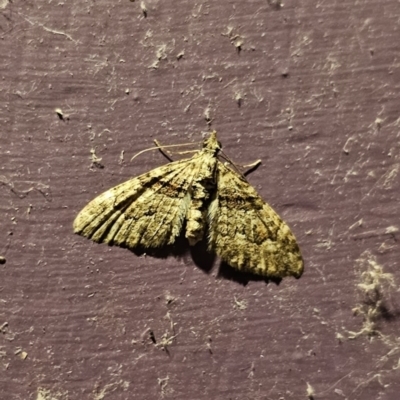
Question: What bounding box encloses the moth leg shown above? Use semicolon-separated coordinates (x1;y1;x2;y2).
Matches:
154;139;174;162
242;159;262;176
219;151;262;177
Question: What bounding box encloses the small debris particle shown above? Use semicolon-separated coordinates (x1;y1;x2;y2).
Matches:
55;108;64;120
0;321;8;332
141;1;147;17
375;117;383;129
90;148;104;169
149;330;156;343
306;382;315;400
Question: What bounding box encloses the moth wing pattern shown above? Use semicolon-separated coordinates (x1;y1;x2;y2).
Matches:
73;157;198;249
207;161;304;279
74;131;304;280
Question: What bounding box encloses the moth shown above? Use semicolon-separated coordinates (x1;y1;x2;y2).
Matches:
73;131;303;279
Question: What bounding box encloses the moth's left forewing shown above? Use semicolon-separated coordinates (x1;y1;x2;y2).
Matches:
207;161;303;279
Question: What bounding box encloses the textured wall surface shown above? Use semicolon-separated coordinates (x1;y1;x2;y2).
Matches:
1;1;400;399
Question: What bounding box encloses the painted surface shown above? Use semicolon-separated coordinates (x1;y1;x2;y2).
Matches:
1;1;399;399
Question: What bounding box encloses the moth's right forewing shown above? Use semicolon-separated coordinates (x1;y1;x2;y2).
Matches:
73;158;197;248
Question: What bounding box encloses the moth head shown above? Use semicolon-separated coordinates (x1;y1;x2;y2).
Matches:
203;130;222;154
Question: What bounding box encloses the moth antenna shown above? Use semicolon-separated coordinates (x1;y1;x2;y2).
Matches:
219;151;262;178
154;139;199;161
218;151;245;177
130;141;201;162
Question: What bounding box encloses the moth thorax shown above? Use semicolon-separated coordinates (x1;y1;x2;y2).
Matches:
203;131;222;153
